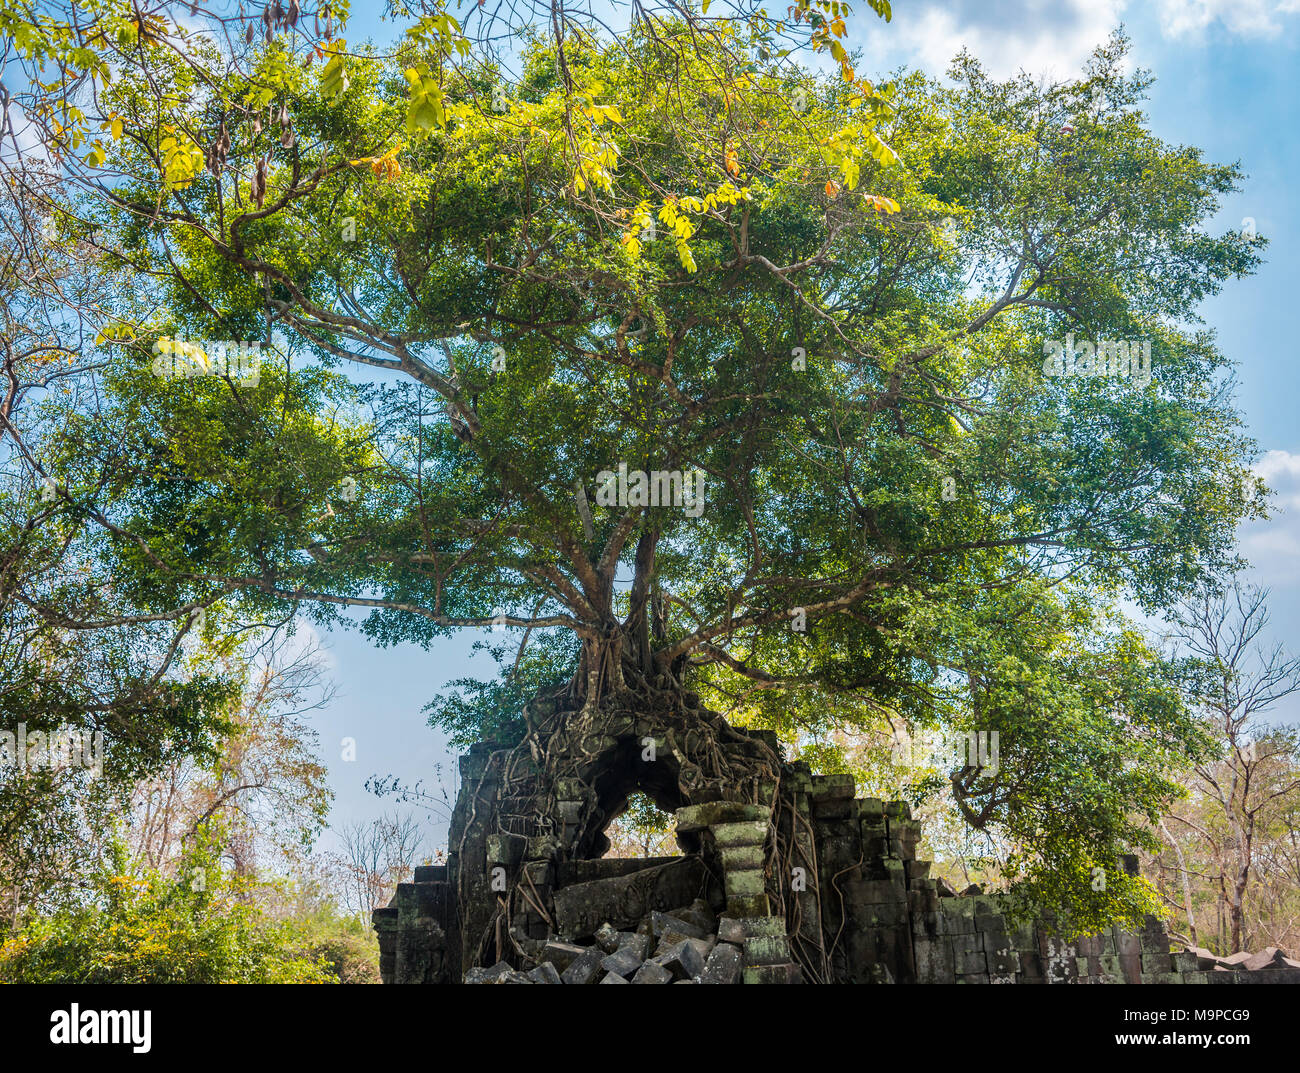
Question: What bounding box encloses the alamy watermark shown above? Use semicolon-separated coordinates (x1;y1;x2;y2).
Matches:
1;722;104;779
50;1004;150;1053
595;463;706;518
890;727;999;778
151;335;262;386
1042;333;1152;388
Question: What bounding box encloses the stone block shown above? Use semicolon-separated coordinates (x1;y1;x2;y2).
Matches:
809;773;855;799
598;971;629;984
553;856;706;939
631;960;673;984
1244;947;1286;972
914;938;956;983
743;934;793;966
654;930;714;957
717;916;785;943
819;835;860;869
723;869;766;897
905;859;932;883
720;843;766;871
857;901;908;928
674;900;717;933
486;833;525;869
464;960;512;984
850;878;904;905
560;946;604;985
650;909;708;942
674;801;769;833
652;939;707;980
725;893;770;918
1098;954;1123;981
540;941;586;972
617;932;651;961
699;942;743;985
600;945;645;979
1019;952;1044;980
1045;957;1075;983
742;963;803;985
595;922;621;953
986;942;1017;975
712;820;770;847
527;961;563;984
942;907;976;935
858;797;884;820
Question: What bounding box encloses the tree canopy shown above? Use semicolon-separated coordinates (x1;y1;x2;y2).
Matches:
4;1;1269;927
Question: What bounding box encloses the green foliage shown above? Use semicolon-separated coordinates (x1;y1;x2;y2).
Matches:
425;632;579;748
0;831;335;984
296;909;382;984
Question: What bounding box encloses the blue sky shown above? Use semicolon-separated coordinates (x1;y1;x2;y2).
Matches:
312;0;1300;856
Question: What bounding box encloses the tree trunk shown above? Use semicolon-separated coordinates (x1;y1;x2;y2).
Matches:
1231;864;1249;952
1161;819;1198;947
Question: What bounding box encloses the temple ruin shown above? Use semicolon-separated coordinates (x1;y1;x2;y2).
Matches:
373;691;1300;984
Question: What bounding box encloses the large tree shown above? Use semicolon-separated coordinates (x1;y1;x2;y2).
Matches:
12;3;1267;922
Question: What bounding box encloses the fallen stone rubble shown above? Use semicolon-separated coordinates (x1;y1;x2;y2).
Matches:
464;899;783;984
1179;945;1300;974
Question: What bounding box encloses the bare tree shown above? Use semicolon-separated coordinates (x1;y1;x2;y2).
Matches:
127;628;335;879
335;812;425;917
1161;580;1300;951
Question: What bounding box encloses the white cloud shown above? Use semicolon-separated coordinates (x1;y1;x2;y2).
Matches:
1;102;52;166
860;0;1128;80
277;619;336;673
1255;448;1300;482
1157;0;1300;39
1241;449;1300;586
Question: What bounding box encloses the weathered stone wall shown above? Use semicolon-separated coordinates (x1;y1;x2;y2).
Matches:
375;718;1300;985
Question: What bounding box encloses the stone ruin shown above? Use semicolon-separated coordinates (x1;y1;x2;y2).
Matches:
373;692;1300;984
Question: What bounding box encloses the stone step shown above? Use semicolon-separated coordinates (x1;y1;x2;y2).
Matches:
742;961;804;985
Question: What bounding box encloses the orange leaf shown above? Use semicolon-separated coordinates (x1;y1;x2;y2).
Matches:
825;179;841;199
